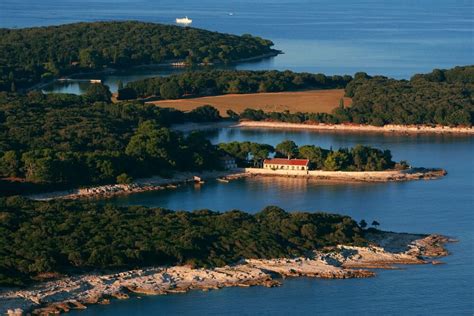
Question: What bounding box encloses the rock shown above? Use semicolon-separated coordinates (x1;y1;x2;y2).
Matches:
0;233;453;315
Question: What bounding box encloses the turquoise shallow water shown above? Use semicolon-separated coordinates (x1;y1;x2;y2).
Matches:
85;128;474;315
1;0;472;93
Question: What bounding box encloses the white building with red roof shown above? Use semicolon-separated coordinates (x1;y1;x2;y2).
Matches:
263;158;310;171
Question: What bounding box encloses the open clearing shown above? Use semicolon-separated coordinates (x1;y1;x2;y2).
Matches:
148;89;351;116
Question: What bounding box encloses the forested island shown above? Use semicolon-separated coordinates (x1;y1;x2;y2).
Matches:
0;198;453;316
0;21;277;91
0;198;366;286
124;66;473;126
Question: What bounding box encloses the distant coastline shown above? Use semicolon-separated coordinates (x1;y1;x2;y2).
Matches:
236;121;474;135
32;51;281;93
0;233;454;315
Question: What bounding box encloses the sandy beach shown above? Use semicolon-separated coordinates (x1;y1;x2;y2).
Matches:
236;121;474;134
0;233;454;315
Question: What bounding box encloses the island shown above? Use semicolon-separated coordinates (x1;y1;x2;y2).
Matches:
0;199;454;315
0;21;278;92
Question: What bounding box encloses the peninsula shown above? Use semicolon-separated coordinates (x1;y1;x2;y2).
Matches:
0;200;454;315
127;66;474;129
0;92;447;198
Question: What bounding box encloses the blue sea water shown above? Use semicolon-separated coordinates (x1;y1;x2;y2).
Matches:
1;0;472;92
84;129;474;315
2;1;473;314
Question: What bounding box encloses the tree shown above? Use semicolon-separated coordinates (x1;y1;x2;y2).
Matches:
371;220;380;228
339;98;344;109
79;48;103;68
116;173;133;184
298;145;327;169
0;151;20;177
84;83;112;103
323;151;350;171
359;219;367;229
21;151;57;183
160;81;182;99
188;105;221;122
250;143;274;167
276;140;298;159
226;110;239;120
117;87;137;100
125;120;176;166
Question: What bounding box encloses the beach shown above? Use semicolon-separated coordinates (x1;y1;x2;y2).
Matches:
236;121;474;134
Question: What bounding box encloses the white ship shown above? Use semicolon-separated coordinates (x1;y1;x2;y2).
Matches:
176;16;192;25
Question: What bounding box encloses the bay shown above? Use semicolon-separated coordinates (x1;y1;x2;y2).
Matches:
2;0;473;314
80;128;474;315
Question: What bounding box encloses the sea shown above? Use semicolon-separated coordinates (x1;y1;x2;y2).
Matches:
1;0;472;92
1;0;473;315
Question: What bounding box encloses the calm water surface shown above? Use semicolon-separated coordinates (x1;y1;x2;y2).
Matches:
2;0;473;314
1;0;472;93
77;128;474;315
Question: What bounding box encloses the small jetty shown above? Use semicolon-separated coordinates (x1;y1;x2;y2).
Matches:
171;62;187;67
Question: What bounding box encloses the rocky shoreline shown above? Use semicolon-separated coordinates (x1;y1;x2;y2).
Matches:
26;167;446;201
0;233;454;316
26;170;248;201
245;167;447;182
237;121;474;135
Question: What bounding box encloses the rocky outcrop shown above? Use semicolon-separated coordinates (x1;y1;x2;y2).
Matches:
26;170;248;201
0;232;454;315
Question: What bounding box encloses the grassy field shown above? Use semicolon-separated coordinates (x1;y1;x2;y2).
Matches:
149;89;351;116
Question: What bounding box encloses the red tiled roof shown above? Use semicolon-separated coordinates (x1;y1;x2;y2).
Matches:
263;158;309;166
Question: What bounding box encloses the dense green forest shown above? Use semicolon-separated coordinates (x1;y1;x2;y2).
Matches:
0;91;222;188
0;88;403;192
237;66;474;126
342;66;474;126
0;21;276;91
0;197;367;286
218;141;399;171
124;70;352;99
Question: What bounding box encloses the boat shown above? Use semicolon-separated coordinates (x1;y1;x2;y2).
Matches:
217;177;229;183
176;16;192;25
